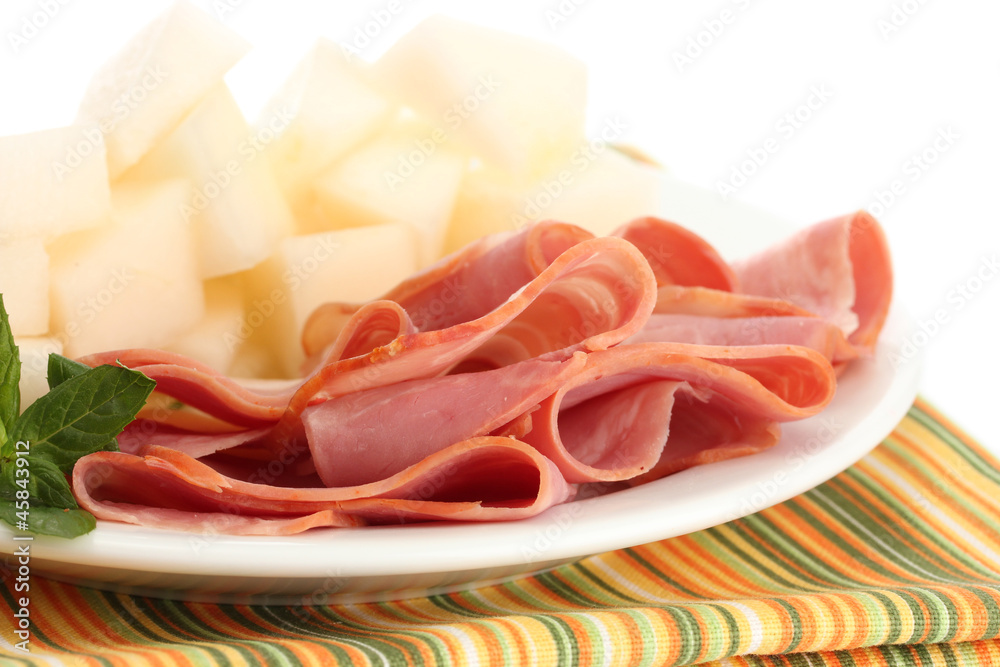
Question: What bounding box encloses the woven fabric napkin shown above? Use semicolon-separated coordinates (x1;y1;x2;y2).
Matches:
2;398;999;666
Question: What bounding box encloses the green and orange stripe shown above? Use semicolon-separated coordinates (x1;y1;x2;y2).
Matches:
2;398;999;666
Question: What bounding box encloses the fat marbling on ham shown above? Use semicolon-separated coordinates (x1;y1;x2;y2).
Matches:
70;211;893;535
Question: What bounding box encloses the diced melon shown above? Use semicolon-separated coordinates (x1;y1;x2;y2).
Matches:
15;336;62;411
125;84;294;277
0;126;111;242
48;180;205;358
446;148;663;252
445;163;526;253
245;223;419;376
226;337;282;379
542;148;663;237
261;38;394;206
0;239;49;336
75;1;250;178
313;116;465;266
374;15;587;179
165;276;245;372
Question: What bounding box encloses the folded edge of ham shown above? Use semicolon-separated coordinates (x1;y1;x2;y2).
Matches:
631;313;858;366
301;354;587;487
301;221;595;359
733;210;893;352
518;342;836;483
613;216;739;291
72;436;573;535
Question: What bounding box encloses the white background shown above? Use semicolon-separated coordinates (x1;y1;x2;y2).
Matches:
1;0;997;455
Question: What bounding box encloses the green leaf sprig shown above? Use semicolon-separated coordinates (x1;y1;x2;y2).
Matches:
0;294;155;538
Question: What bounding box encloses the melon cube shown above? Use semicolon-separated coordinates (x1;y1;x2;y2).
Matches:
165;277;246;372
75;1;251;178
261;38;394;206
445;164;526;254
541;147;663;237
0;239;49;336
374;15;587;179
0;126;111;242
313;117;465;266
446;148;662;252
245;223;419;376
125;84;294;277
48;180;205;358
15;337;62;411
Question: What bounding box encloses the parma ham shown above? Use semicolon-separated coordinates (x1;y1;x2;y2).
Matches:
69;211;894;535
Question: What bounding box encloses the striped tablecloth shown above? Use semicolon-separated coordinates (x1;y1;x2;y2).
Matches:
2;398;999;666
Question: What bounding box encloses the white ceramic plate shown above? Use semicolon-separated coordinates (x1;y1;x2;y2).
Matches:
0;177;921;604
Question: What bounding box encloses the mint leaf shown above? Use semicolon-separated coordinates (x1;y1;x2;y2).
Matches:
10;365;155;474
47;353;90;390
0;501;96;538
0;294;20;433
0;455;77;509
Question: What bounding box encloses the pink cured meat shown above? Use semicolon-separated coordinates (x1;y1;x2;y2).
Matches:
733;210;893;352
301;221;594;360
72;437;573;535
613;217;738;291
518;342;836;483
653;285;815;318
283;234;657;413
77;348;296;428
301;354;587;487
631;313;858;365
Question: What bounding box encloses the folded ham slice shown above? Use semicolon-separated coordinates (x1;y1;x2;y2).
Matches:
73;437;573;535
613;217;738;291
301;354;587;487
631;313;857;366
518;342;836;483
280;234;657;422
733;210;893;352
301;221;594;360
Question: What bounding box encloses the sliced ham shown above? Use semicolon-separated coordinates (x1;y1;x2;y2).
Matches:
733;210;893;352
301;221;594;360
518;342;836;483
613;217;738;291
286;234;657;411
66;212;893;537
72;437;573;534
301;354;587;487
631;313;857;365
79;348;296;427
653;285;813;318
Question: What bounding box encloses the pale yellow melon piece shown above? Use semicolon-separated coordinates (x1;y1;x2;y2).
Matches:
374;15;587;180
125;84;294;277
541;148;663;237
245;223;419;377
446;149;663;253
15;337;62;412
164;276;245;372
261;38;394;206
0;126;111;242
226;337;282;380
75;1;251;178
48;180;205;358
444;163;524;254
313;118;465;267
0;239;48;336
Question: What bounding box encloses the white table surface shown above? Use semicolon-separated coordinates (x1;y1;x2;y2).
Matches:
2;0;996;456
